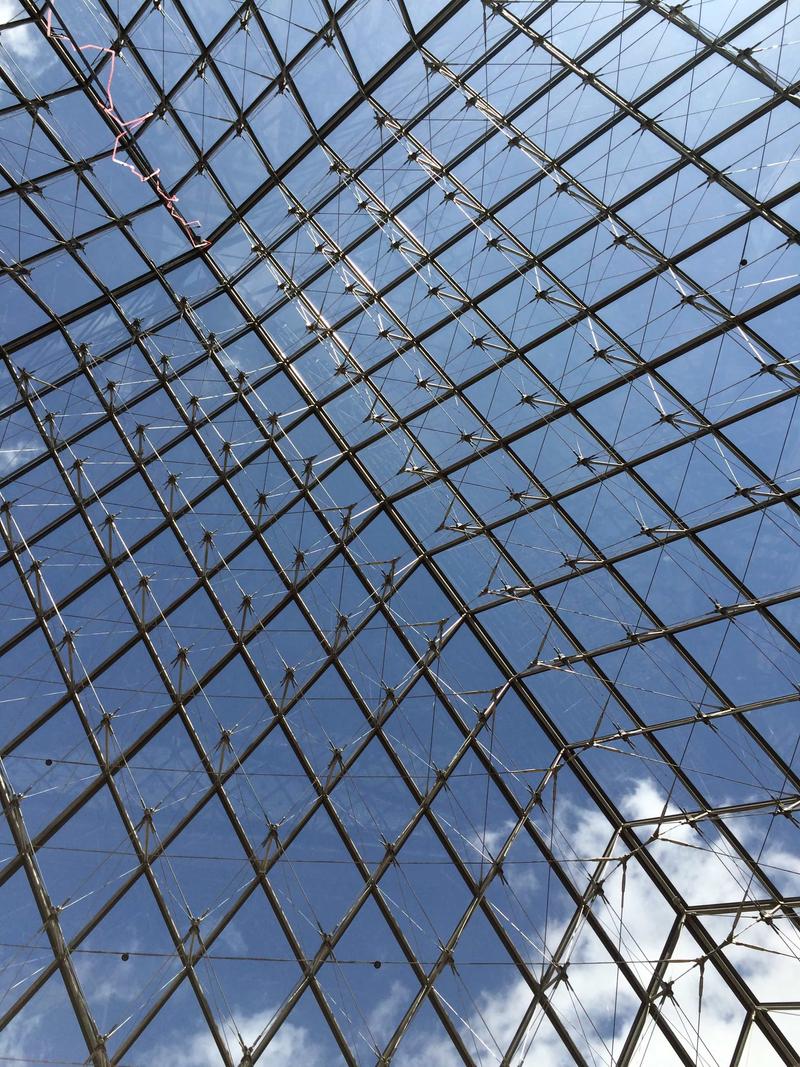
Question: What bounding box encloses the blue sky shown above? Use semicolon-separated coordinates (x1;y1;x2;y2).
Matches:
0;0;799;1063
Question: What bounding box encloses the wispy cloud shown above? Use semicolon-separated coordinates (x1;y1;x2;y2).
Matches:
0;440;37;475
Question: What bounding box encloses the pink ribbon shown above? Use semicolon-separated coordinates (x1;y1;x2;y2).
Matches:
44;4;210;249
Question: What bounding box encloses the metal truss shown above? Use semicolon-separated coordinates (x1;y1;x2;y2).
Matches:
0;0;799;1063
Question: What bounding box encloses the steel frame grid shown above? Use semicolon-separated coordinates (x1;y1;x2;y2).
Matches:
0;0;798;1064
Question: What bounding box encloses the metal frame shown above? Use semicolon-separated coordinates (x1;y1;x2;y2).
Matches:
0;0;798;1063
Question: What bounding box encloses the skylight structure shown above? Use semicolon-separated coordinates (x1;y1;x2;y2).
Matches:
0;0;799;1064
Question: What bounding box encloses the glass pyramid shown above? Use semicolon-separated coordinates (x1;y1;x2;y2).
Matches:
0;0;798;1063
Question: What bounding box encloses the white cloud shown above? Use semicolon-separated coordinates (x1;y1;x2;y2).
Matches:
156;1007;325;1067
367;979;409;1048
146;778;799;1066
390;777;799;1066
469;819;540;900
0;1;41;60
